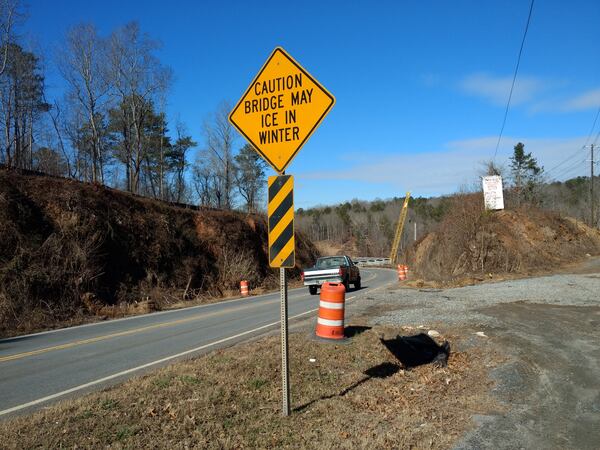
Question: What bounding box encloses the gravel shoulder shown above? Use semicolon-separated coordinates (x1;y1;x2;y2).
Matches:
347;268;600;449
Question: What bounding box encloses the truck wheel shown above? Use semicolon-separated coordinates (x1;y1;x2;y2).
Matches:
343;278;350;291
354;277;361;290
309;286;318;295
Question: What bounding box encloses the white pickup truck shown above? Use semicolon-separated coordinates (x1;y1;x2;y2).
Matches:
301;255;361;295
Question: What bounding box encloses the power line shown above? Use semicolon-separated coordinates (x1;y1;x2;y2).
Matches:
554;162;585;181
552;165;581;182
593;127;600;146
493;0;535;160
544;107;600;181
584;106;600;147
550;156;587;181
555;153;588;177
544;147;583;177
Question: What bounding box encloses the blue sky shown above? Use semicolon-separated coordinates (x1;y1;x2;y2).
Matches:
23;0;600;207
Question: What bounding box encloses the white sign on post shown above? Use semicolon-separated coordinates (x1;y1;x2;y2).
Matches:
482;176;504;210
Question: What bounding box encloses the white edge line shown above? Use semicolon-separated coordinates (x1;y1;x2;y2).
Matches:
1;268;386;343
0;307;317;417
0;268;390;416
0;286;308;343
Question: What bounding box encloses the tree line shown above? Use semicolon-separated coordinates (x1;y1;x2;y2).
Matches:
297;142;597;256
296;196;447;257
0;1;266;211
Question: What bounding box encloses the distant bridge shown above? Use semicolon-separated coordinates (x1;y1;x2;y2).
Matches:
351;257;391;267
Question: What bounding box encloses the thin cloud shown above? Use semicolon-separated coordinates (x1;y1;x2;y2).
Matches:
299;136;588;197
530;87;600;113
460;73;550;106
563;88;600;111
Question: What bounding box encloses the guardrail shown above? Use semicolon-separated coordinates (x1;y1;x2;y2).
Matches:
352;257;391;267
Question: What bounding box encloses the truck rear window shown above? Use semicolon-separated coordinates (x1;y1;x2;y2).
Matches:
316;257;346;269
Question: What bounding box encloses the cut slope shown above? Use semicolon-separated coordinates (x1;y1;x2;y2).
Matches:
0;169;318;336
404;193;600;282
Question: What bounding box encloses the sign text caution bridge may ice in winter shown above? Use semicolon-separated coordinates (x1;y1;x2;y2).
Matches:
228;47;335;174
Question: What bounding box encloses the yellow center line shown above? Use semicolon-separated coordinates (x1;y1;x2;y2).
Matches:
0;269;387;364
0;299;278;364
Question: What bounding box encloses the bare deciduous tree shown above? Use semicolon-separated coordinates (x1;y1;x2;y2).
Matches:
234;143;266;213
201;103;236;209
192;157;214;207
32;146;67;176
44;95;73;177
0;43;47;169
479;159;505;177
0;0;21;76
59;23;111;183
108;22;172;194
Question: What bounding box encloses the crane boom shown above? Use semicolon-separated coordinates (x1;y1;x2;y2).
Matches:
390;192;411;265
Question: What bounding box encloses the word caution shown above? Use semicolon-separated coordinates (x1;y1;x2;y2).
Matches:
229;47;335;173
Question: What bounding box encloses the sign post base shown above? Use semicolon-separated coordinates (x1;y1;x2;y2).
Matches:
280;267;290;416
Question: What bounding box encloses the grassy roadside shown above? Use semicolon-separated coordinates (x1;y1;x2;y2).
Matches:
0;324;499;449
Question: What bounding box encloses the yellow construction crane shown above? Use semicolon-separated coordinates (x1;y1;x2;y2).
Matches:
389;192;411;265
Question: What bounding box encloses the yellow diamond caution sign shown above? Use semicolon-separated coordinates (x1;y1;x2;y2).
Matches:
229;47;335;174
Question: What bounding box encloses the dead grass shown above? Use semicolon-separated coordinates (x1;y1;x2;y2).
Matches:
0;325;499;449
404;193;600;283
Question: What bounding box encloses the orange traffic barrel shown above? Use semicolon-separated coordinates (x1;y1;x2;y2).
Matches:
403;265;409;279
315;282;345;339
397;264;406;281
240;280;249;297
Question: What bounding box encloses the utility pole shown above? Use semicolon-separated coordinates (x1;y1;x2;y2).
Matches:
586;144;597;228
584;144;597;227
592;144;595;228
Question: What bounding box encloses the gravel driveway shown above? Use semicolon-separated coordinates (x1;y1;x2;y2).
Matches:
348;268;600;450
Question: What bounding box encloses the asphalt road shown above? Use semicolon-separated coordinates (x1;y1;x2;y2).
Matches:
0;268;398;418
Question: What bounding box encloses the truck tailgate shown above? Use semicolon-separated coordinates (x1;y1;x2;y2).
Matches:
303;269;341;285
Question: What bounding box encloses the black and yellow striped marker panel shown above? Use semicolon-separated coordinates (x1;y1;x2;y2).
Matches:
268;175;295;268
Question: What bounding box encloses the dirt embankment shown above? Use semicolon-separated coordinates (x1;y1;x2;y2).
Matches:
0;169;318;336
403;193;600;284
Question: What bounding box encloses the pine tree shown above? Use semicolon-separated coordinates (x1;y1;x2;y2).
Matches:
509;142;543;206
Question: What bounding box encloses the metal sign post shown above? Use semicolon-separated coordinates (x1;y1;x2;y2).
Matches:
269;174;293;417
229;47;335;417
280;267;290;416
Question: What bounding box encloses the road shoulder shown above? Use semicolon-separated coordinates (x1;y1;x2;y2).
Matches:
362;271;600;450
